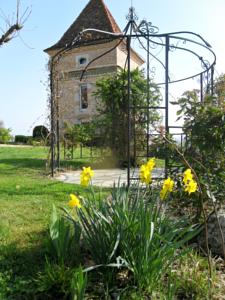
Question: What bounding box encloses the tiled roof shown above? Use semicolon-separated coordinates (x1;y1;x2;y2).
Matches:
44;0;122;52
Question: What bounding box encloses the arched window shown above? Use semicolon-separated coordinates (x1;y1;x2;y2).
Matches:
80;84;88;109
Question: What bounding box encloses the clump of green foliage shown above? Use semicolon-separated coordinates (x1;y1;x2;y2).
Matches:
174;86;225;207
14;135;33;144
94;68;162;166
47;182;199;299
63;121;98;147
0;123;12;143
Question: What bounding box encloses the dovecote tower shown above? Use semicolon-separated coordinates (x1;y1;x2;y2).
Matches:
44;0;144;128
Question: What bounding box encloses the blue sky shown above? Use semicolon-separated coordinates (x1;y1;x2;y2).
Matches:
0;0;224;135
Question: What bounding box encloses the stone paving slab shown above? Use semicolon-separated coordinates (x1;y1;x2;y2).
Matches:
55;168;164;187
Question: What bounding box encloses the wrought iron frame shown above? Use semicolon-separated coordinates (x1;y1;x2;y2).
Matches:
49;6;216;184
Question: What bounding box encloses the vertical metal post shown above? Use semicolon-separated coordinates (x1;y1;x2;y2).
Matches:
211;65;214;96
80;144;83;158
206;71;210;94
127;36;131;187
165;36;169;133
165;35;169;178
56;78;60;170
146;29;150;158
200;73;203;102
133;105;136;163
50;61;55;177
63;139;66;159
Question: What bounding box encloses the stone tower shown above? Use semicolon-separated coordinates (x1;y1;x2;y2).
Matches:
44;0;144;129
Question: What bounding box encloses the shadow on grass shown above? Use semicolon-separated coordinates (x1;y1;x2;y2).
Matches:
0;227;80;300
0;180;84;198
0;158;89;173
59;159;90;170
0;158;46;171
0;230;51;299
0;230;47;277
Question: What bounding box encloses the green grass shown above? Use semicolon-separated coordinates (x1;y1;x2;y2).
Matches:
0;146;223;299
0;146;95;298
0;145;165;298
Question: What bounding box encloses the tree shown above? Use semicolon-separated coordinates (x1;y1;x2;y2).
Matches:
0;0;30;47
94;68;162;165
0;121;12;143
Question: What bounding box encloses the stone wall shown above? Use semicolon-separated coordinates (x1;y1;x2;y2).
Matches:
50;40;144;133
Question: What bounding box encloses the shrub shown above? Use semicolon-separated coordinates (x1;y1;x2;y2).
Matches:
15;135;33;144
174;90;225;206
0;128;12;143
64;121;98;147
33;125;49;140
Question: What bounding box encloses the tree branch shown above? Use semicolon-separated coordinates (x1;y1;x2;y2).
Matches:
0;0;31;47
0;23;22;45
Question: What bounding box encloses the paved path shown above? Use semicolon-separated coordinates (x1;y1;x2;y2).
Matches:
55;168;164;187
0;144;34;147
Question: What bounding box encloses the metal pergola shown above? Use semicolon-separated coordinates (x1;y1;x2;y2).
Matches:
49;6;216;186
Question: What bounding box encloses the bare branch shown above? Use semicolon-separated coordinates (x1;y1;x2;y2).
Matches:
16;0;20;23
18;32;34;49
0;8;10;25
0;0;31;47
0;23;22;45
20;7;32;25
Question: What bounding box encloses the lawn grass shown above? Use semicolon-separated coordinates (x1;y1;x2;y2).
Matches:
0;146;96;298
0;146;224;299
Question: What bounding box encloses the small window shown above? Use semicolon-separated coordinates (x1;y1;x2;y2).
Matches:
76;55;89;67
80;84;88;109
79;57;87;65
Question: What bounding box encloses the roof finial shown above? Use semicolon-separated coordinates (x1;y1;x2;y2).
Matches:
126;2;138;21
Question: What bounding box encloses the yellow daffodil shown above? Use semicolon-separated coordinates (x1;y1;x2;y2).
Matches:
182;169;198;195
80;176;89;187
160;177;174;200
80;166;94;187
140;164;152;184
185;180;197;195
183;169;193;185
146;157;156;171
68;194;81;208
160;188;167;200
139;157;155;185
162;177;174;192
82;166;94;178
